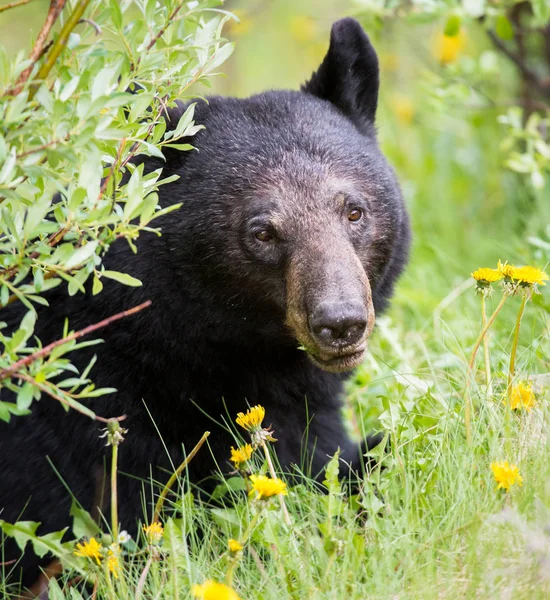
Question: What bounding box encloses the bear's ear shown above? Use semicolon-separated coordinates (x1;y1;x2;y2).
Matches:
301;18;379;133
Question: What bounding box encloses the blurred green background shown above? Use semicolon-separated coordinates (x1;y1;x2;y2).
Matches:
1;0;549;322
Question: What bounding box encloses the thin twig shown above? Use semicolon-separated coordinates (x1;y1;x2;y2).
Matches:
487;30;549;94
0;0;35;14
0;300;152;380
7;0;66;96
79;17;102;35
145;2;186;52
152;431;210;523
16;136;69;159
30;0;92;99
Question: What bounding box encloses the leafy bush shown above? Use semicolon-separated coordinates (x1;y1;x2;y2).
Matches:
0;0;233;421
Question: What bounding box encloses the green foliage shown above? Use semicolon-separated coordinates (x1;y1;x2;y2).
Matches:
0;0;233;421
354;0;550;192
500;108;550;189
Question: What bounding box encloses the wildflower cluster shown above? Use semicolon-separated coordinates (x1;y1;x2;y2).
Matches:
491;461;523;492
230;443;253;467
74;537;102;565
472;261;548;297
193;405;290;598
143;522;164;545
235;404;277;445
249;473;288;500
510;382;536;412
232;404;288;503
468;259;548;494
73;537;119;578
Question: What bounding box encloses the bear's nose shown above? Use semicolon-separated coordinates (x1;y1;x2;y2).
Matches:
309;301;367;348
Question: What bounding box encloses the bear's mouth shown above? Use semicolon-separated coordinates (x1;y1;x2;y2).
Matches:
307;345;366;373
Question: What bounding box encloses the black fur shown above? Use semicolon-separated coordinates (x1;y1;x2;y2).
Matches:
0;18;410;588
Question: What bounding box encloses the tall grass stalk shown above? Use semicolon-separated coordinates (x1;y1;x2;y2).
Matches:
464;293;508;444
260;441;291;526
507;294;527;402
481;295;492;396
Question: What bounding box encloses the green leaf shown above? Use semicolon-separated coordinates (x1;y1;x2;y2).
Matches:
102;270;142;287
60;75;80;102
323;449;341;495
64;241;99;269
0;147;16;185
16;383;34;411
70;501;100;539
495;15;514;41
444;15;461;37
211;476;247;500
0;520;69;558
24;193;51;236
166;103;197;140
207;42;235;73
92;273;103;295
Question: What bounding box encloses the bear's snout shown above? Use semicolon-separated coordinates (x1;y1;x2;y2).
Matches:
308;300;367;348
284;239;376;373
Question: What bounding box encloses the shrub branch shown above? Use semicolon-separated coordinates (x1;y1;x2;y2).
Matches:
0;300;152;381
7;0;67;96
0;0;35;14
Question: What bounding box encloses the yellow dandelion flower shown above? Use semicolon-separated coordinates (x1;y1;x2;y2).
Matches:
498;260;517;279
107;550;119;579
510;382;536;411
74;537;102;565
498;260;548;287
230;444;253;466
249;474;288;500
143;522;164;544
228;538;243;553
509;265;548;286
491;461;523;491
471;268;503;284
235;405;265;432
192;580;241;600
434;31;465;65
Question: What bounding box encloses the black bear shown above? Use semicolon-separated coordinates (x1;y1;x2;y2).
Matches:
0;18;410;588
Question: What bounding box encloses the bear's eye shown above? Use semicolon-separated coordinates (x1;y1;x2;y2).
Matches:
255;229;274;243
348;208;363;222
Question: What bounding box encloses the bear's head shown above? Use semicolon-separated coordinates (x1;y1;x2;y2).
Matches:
154;18;410;373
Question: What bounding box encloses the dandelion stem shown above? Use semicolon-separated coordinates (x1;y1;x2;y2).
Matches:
111;443;119;544
260;441;291;526
481;296;492;396
153;431;210;523
464;293;508;444
507;295;527;402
